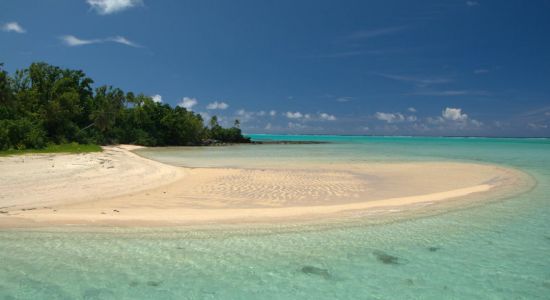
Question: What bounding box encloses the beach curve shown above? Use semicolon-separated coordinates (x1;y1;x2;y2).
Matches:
0;145;533;228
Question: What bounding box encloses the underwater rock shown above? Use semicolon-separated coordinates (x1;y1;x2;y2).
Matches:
146;281;162;287
373;250;400;265
129;281;139;287
428;246;441;252
301;266;330;279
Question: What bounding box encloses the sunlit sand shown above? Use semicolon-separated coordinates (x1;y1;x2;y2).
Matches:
0;145;530;227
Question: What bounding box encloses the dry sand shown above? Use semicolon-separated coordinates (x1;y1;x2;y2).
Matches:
0;145;531;228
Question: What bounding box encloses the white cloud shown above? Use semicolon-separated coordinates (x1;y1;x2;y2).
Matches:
319;113;337;121
269;110;277;116
285;111;303;119
375;111;418;124
206;101;229;110
408;107;417;112
375;112;405;123
151;94;162;103
60;35;102;46
466;1;479;7
60;35;139;47
107;36;141;47
264;123;272;130
470;119;483;127
284;111;334;121
426;107;482;128
198;111;210;122
2;22;26;34
528;123;548;129
87;0;143;15
178;97;198;109
235;109;255;122
442;107;468;121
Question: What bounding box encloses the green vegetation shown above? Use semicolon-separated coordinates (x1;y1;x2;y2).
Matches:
0;62;250;152
0;143;102;156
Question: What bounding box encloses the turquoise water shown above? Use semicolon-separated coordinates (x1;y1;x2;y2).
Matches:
1;136;550;299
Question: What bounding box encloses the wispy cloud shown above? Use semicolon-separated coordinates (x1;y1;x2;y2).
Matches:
474;69;489;74
516;106;550;124
336;97;354;103
107;36;142;47
378;73;452;87
310;51;365;58
60;35;102;46
87;0;143;15
2;22;26;34
409;90;491;97
347;26;407;40
466;1;479;7
60;35;141;47
528;123;548;129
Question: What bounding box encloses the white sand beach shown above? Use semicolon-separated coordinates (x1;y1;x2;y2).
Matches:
0;145;531;227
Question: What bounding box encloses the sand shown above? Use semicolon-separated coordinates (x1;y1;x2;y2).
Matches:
0;145;531;228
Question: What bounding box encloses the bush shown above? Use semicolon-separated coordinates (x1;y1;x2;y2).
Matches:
3;118;46;150
0;121;10;150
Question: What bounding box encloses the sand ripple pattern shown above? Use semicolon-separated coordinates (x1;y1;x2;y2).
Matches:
191;169;367;207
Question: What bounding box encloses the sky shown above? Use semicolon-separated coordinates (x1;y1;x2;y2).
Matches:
1;0;550;137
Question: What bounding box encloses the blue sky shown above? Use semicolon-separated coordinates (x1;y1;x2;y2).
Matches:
1;0;550;137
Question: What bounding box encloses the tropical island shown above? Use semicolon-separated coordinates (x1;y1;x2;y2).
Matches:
0;62;249;154
1;1;549;298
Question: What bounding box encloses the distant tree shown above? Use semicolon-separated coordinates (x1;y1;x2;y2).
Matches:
90;86;124;132
209;116;219;128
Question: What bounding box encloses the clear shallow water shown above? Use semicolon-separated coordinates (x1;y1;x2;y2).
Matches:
1;135;550;299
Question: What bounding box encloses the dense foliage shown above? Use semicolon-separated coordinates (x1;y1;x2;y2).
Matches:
0;62;249;150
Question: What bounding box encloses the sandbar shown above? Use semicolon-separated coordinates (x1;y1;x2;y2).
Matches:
0;145;532;228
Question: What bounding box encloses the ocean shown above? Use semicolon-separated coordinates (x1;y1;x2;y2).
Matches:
1;135;549;299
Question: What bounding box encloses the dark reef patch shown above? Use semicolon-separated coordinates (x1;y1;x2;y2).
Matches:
146;281;162;287
300;266;331;279
373;250;400;265
428;246;441;252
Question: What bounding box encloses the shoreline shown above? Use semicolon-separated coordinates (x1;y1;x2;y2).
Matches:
0;145;534;229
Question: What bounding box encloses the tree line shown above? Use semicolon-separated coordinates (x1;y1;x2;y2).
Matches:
0;62;249;150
